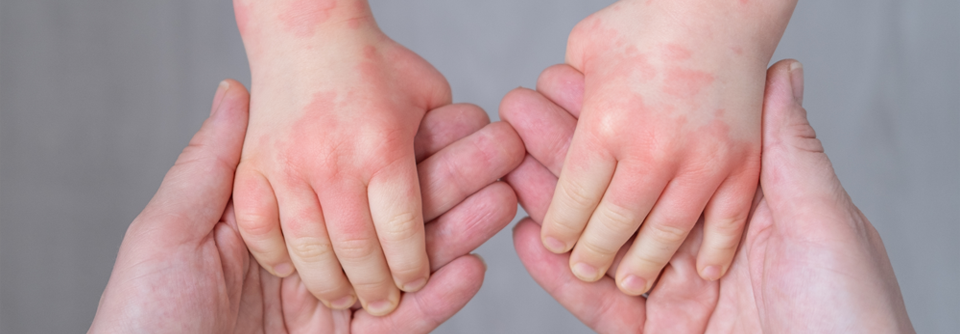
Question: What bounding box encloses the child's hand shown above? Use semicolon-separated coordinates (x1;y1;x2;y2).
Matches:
541;0;794;295
231;0;450;316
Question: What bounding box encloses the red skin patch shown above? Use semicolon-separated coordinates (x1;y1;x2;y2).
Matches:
278;0;337;38
279;90;340;182
663;44;693;62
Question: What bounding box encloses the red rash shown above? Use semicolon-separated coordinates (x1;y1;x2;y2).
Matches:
663;44;693;61
280;90;340;181
278;0;337;38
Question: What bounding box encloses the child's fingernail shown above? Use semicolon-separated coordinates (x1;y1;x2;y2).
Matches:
273;263;293;277
543;237;567;253
572;262;599;281
401;277;427;292
365;300;395;316
789;61;804;105
211;80;231;116
621;275;647;295
701;265;722;281
330;295;356;310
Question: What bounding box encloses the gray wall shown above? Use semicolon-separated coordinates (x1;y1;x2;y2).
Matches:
1;0;957;333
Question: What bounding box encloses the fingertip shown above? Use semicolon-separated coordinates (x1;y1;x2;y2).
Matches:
498;86;540;124
536;63;585;116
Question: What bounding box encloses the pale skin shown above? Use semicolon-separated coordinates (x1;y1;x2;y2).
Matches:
89;80;524;333
503;60;915;333
231;0;453;315
538;0;798;294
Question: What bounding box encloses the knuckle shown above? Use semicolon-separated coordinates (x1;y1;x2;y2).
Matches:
578;239;620;257
596;203;638;233
558;180;596;211
334;237;379;261
289;237;334;263
648;223;689;246
389;261;427;278
350;278;393;292
379;212;422;241
709;217;745;237
236;213;276;238
307;283;351;299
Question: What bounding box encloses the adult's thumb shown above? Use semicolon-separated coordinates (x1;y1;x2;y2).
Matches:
133;80;250;240
760;60;850;220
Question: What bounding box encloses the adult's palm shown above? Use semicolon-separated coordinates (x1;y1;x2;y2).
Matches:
503;61;914;333
89;80;523;333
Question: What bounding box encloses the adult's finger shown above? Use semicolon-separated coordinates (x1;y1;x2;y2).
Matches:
536;63;585;118
499;88;576;175
419;121;524;221
351;254;486;334
425;181;517;272
134;80;250;242
414;103;490;162
514;218;645;333
504;155;557;224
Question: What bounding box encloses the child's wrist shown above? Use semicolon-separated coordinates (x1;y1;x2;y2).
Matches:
608;0;796;58
238;0;378;39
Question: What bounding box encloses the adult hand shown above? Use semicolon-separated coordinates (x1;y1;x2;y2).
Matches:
88;79;523;333
503;60;914;333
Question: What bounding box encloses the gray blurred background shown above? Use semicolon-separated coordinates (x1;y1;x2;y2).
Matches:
1;0;957;332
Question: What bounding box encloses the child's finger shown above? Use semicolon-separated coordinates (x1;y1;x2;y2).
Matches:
541;134;617;254
414;103;490;162
614;174;723;295
419;122;524;221
321;182;400;316
499;88;577;175
233;168;293;278
696;165;758;281
272;183;355;309
535;64;586;118
567;165;669;282
367;157;431;293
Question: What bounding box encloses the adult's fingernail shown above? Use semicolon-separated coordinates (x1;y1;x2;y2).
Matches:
789;61;804;105
211;80;231;116
620;275;647;295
